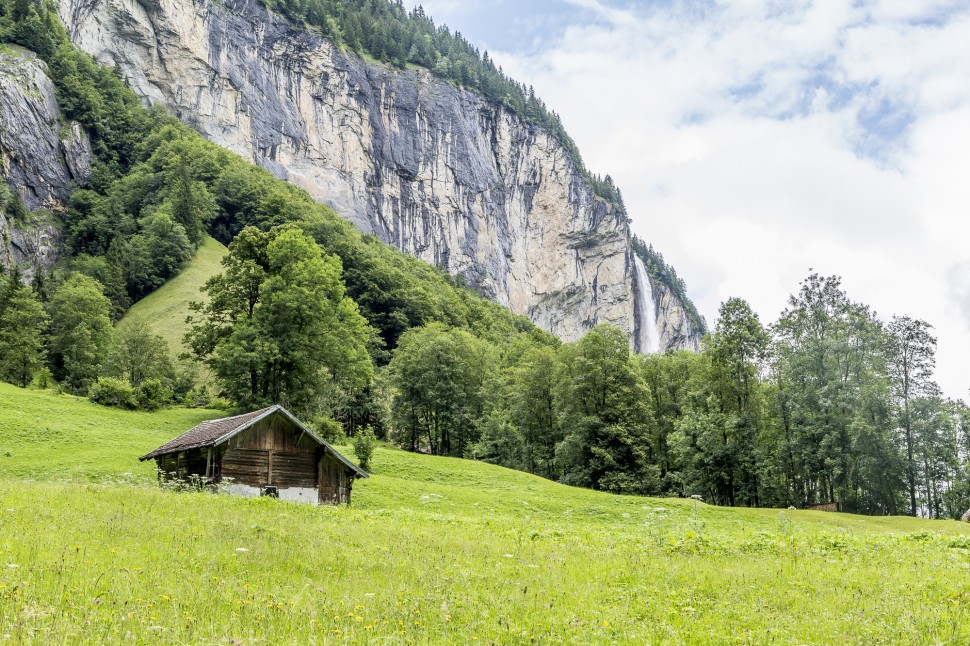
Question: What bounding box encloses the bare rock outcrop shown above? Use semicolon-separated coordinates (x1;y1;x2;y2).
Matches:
0;46;92;280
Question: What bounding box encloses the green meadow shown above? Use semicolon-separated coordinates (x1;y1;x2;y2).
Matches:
118;236;227;354
1;383;969;645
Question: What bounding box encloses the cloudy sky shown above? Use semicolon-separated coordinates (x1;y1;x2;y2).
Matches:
419;0;970;400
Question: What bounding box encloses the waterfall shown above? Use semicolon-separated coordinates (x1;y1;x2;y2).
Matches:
633;255;660;354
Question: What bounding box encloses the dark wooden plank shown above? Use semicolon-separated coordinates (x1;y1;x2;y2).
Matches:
222;448;268;487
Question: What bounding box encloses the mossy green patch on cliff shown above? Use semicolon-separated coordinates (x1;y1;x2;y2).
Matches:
0;44;18;59
0;43;31;60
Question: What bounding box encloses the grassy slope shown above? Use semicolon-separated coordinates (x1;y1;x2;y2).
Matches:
2;385;970;644
118;236;227;353
0;384;223;481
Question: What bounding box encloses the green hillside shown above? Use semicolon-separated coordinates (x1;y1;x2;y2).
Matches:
118;236;227;353
1;384;969;644
0;383;223;481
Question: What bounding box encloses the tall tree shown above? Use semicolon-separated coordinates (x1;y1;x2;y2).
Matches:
637;350;696;494
187;225;374;418
886;316;938;516
507;345;562;478
106;320;173;386
165;157;218;246
555;325;651;494
675;298;769;506
0;279;49;387
388;323;491;456
771;274;893;511
48;274;113;392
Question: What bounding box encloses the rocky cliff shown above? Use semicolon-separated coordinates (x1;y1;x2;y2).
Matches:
655;282;702;352
0;46;92;281
57;0;702;350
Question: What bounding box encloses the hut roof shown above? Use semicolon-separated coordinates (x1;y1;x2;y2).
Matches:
139;405;368;478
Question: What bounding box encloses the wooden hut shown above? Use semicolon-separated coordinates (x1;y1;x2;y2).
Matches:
140;405;367;505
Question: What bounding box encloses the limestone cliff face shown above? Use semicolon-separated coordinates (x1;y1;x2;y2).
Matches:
0;47;92;280
654;282;702;352
57;0;701;350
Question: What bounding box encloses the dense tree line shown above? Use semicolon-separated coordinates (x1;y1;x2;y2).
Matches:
0;268;197;409
383;277;969;518
261;0;625;212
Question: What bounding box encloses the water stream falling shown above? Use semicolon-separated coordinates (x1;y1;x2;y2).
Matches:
633;255;661;354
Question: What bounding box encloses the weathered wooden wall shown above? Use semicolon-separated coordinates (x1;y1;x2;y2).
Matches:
318;454;351;504
218;416;318;488
220;447;268;485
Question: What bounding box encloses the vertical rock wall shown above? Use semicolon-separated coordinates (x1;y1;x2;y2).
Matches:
0;47;92;280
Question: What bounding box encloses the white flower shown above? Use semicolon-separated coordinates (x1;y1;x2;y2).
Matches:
235;548;248;553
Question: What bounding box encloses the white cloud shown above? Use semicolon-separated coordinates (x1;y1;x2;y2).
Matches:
489;0;970;398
